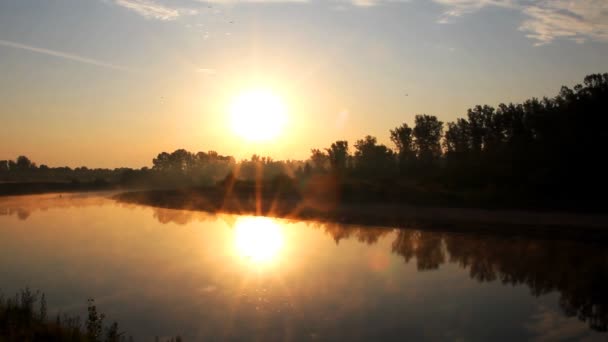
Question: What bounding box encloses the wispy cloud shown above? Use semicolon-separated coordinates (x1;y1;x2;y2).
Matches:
199;0;308;3
332;0;412;7
432;0;608;44
196;68;217;75
0;39;131;71
329;0;608;44
433;0;515;23
519;1;608;44
348;0;381;7
113;0;190;20
109;0;608;44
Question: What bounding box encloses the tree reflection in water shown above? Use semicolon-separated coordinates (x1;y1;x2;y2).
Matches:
4;196;604;333
140;210;608;332
313;222;608;332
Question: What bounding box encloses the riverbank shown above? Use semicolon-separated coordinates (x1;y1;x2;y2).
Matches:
0;181;118;197
114;188;608;241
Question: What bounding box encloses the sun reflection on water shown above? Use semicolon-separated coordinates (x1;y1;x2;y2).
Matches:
233;216;285;264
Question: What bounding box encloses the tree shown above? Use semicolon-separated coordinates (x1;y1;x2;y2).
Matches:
152;149;195;174
353;135;395;178
325;141;349;172
169;149;195;173
0;160;8;173
444;118;470;155
310;149;328;172
390;123;415;173
497;103;529;149
152;152;171;172
16;155;36;170
443;118;473;185
413;115;443;165
467;105;491;154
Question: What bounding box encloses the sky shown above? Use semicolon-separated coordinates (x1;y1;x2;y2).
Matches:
1;0;607;168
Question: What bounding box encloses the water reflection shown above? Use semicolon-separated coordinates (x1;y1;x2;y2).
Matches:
1;194;607;339
151;206;218;225
233;216;285;264
0;192;111;220
314;223;608;332
309;221;393;245
443;233;608;332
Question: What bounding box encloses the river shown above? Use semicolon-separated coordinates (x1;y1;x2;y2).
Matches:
1;192;606;341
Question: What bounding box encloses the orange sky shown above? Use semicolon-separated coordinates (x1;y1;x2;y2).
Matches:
2;0;607;168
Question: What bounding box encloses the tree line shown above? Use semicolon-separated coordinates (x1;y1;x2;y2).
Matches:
311;73;607;182
2;73;606;208
0;155;127;185
302;73;607;207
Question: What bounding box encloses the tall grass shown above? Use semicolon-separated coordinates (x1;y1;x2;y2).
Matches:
0;288;182;342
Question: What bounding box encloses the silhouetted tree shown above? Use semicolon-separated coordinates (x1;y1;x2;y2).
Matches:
390;123;416;174
152;152;171;172
353;135;395;178
325;141;349;173
413;115;443;166
16;156;36;170
444;118;470;155
310;149;329;172
0;160;8;173
443;118;472;184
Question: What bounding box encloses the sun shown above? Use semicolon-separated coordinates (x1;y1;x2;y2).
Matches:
234;216;284;264
229;89;287;142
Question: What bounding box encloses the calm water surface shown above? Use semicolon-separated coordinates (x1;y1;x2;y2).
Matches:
1;193;606;341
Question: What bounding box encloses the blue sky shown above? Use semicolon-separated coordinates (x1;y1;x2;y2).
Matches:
1;0;607;167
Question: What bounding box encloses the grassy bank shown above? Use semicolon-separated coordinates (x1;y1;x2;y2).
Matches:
0;288;125;342
0;288;184;342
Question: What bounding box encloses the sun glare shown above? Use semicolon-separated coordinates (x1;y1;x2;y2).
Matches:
229;89;287;142
234;216;285;264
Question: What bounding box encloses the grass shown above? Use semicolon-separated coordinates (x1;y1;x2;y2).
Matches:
0;288;182;342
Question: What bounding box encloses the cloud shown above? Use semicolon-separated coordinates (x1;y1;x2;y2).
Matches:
337;0;412;7
349;0;382;7
432;0;608;44
112;0;311;20
111;0;392;18
519;1;608;44
202;0;308;3
196;68;217;75
109;0;608;44
113;0;188;20
433;0;515;23
434;0;514;18
0;39;131;71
